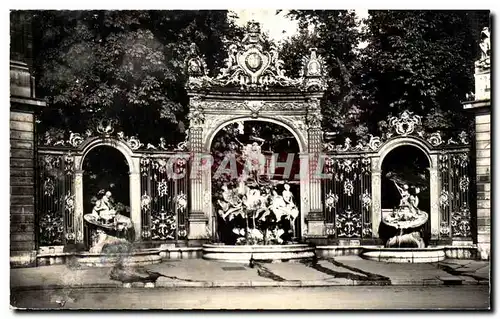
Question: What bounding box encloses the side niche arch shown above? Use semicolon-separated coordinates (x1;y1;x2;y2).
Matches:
73;137;142;244
76;137;139;173
371;136;440;241
376;136;435;171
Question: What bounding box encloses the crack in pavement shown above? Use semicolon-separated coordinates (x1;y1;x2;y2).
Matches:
300;258;391;283
437;263;488;281
253;262;287;282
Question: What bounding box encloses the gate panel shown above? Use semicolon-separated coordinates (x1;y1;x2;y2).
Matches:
37;152;75;246
439;152;472;239
323;156;372;239
140;155;189;241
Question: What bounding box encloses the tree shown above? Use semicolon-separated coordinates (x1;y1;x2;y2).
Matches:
357;10;490;136
25;10;242;145
280;10;364;139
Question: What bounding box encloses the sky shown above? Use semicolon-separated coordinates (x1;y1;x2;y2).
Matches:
231;9;370;43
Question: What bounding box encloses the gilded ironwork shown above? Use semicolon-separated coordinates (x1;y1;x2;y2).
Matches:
323;157;372;238
38;210;64;246
451;205;472;237
323;111;470;153
336;207;362;238
140;154;189;241
184;20;326;92
37;153;75;246
151;207;177;240
439;152;472;239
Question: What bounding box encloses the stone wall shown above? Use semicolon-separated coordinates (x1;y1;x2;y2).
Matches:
475;112;491;260
10;110;37;267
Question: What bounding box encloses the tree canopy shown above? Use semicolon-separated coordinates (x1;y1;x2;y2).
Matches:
17;10;490;146
280;10;490;142
25;10;243;145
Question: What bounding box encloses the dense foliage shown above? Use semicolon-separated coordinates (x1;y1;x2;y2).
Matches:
358;10;490;138
281;10;363;138
281;10;490;141
17;10;490;144
25;10;243;145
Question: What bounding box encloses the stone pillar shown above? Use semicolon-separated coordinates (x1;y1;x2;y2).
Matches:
305;127;324;237
129;164;142;241
475;112;491;259
10;60;45;267
187;126;209;241
429;165;440;241
462;37;490;260
370;164;382;238
74;170;84;244
476;112;491;259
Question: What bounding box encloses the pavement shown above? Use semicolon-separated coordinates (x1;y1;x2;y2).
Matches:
10;256;490;290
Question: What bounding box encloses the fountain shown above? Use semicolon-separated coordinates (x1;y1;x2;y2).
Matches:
77;189;162;267
203;124;315;264
362;172;445;263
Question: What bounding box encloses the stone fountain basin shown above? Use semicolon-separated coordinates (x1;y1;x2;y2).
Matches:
202;243;315;264
361;247;446;263
73;249;162;267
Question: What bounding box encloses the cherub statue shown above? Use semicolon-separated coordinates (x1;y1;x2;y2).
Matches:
393;181;411;208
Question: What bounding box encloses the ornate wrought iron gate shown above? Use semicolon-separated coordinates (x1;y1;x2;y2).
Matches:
139;155;189;241
322;156;373;239
438;151;473;240
36;151;76;246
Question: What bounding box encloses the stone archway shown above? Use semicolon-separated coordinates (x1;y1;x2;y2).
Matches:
184;21;329;242
73;138;142;244
208;118;306;244
370;137;440;241
187;98;324;241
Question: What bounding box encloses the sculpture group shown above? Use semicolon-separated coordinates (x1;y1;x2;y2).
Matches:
84;190;135;253
215;135;299;245
382;179;428;248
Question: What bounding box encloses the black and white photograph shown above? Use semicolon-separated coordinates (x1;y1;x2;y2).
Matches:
7;5;492;310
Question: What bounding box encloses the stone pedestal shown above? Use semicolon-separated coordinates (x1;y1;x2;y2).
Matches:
10;60;46;267
187;213;209;240
306;211;325;237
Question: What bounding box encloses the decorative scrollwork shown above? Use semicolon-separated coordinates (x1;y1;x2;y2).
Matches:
361;189;372;210
459;176;470;192
140;155;151;176
439;190;450;208
38;210;64;245
389;110;422;136
323;111;469;154
343;179;354;196
325;190;339;210
427;132;443;146
438;154;449;172
175;192;188;211
68;132;84;147
336;207;362;238
141;193;151;211
43;178;55;196
439;221;450;237
96;118;117;135
157;179;168;197
64;191;75;213
325;223;336;236
451;204;471;237
64;152;74;174
151;208;177;240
